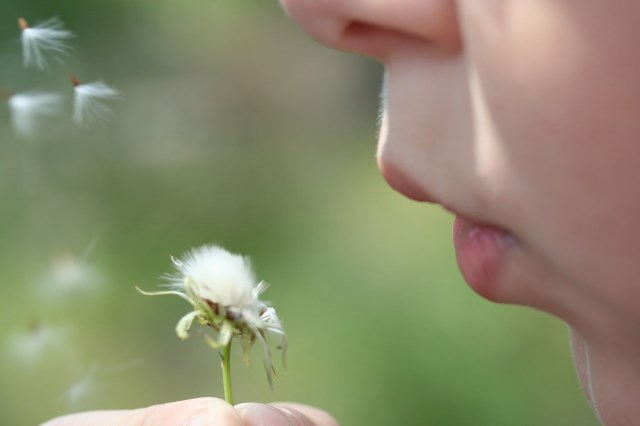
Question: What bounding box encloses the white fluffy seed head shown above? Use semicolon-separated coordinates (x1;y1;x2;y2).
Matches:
20;17;75;69
8;91;63;139
171;245;258;308
72;81;121;128
139;244;287;385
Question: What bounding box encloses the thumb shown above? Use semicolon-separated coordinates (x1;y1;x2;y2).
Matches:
236;402;339;426
41;398;244;426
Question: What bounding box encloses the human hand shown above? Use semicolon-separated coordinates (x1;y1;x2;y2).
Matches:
41;398;339;425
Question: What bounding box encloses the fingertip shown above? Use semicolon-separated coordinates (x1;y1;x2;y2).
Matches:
237;403;291;425
236;402;339;426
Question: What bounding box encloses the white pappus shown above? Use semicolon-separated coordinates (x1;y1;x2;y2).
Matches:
18;17;75;69
7;91;63;139
137;244;287;386
70;75;121;128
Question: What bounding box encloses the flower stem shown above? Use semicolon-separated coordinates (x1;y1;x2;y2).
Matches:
221;340;234;405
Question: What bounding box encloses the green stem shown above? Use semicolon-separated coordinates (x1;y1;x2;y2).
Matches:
221;340;234;405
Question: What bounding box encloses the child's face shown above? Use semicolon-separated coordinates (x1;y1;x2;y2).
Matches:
281;0;640;423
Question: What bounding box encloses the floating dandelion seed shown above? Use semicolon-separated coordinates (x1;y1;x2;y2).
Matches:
5;320;70;366
56;364;99;411
5;90;63;140
18;17;75;69
137;244;287;404
39;250;103;302
70;75;121;128
58;360;144;411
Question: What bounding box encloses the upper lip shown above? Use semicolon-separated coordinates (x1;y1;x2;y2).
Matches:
377;160;487;223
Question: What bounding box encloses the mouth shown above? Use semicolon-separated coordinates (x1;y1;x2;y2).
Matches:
377;161;516;299
453;215;516;301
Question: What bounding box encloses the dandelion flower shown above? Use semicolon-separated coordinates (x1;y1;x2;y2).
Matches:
7;91;63;139
70;75;121;128
18;17;74;69
137;244;287;403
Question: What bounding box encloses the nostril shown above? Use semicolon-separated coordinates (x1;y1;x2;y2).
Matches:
341;21;384;58
342;21;377;38
282;0;462;58
341;20;427;60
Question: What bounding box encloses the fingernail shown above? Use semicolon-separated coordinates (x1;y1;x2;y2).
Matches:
236;403;301;426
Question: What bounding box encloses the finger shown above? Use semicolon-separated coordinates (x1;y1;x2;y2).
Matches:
236;402;339;426
41;397;244;426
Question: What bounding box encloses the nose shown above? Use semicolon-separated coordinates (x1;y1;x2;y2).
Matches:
280;0;461;61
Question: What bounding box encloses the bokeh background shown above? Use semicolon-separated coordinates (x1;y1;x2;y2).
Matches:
0;1;598;425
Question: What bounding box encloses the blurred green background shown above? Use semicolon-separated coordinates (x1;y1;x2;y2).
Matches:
0;1;598;425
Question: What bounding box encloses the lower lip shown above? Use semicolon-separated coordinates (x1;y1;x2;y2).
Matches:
453;216;515;300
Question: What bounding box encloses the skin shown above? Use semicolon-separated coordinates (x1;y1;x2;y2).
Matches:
279;0;640;425
41;399;338;426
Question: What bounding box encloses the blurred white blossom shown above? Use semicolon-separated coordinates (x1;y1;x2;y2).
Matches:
138;244;287;386
7;91;63;139
5;321;70;366
18;17;74;69
71;77;121;128
39;251;103;301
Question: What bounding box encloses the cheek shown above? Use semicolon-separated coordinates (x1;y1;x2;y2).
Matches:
462;2;640;323
495;75;640;325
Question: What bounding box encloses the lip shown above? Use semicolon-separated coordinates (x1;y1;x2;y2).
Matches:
378;162;515;299
453;215;515;301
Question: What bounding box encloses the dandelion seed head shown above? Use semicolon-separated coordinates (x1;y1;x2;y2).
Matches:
140;244;287;386
170;245;257;308
72;80;121;128
19;17;74;69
